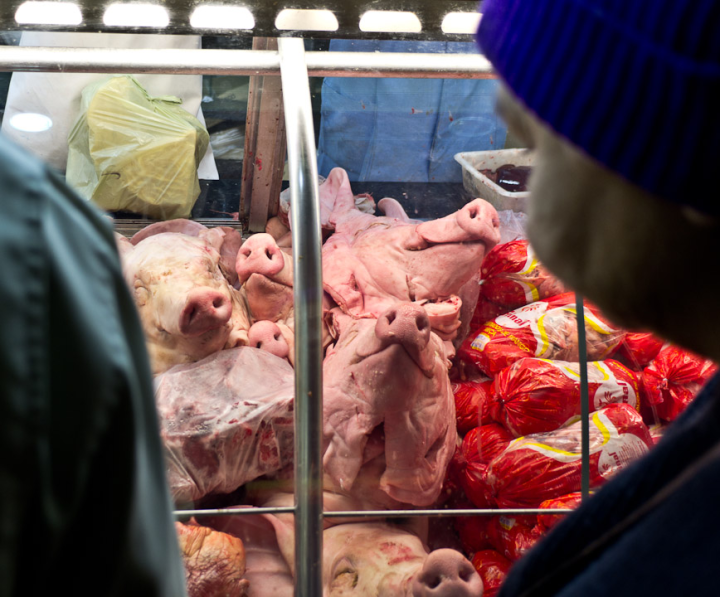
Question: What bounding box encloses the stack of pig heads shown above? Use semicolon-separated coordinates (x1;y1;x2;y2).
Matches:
119;220;251;375
322;303;458;508
322;195;501;344
236;232;335;366
200;492;482;597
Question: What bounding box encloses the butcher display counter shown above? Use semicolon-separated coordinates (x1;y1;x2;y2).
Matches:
1;2;712;596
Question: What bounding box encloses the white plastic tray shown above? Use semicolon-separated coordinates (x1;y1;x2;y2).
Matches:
454;148;534;213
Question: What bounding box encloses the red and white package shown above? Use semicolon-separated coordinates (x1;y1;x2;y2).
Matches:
490;358;641;437
618;332;665;370
460;293;626;377
486;516;544;562
486;404;654;508
535;492;583;533
471;549;513;597
452;377;494;434
472;240;566;327
641;346;717;423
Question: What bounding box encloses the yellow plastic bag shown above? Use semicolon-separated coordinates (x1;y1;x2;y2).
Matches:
67;75;209;220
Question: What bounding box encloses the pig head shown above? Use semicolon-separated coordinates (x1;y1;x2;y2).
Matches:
121;223;251;375
322;303;457;507
322;197;500;320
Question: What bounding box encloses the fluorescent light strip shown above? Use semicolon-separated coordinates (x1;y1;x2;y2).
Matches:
275;9;338;32
441;12;482;35
15;1;82;25
103;3;169;28
359;11;422;34
190;5;254;30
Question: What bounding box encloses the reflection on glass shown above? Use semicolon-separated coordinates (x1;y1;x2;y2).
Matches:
190;5;254;30
103;3;169;28
15;1;82;25
9;112;53;132
275;9;339;32
359;11;422;33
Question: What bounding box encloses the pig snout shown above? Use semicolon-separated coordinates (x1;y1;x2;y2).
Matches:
457;199;500;246
179;288;232;336
412;549;483;597
375;303;431;351
236;233;284;284
248;320;289;360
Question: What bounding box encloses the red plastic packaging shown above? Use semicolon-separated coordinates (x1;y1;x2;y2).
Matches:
618;332;665;369
486;516;544;562
455;515;492;554
460;293;626;377
641;346;718;423
535;492;583;533
459;428;503;509
486;404;654;508
471;549;513;597
490;358;641;436
472;240;566;328
452;377;494;434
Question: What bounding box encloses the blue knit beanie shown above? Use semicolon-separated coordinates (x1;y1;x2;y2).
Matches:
477;0;720;216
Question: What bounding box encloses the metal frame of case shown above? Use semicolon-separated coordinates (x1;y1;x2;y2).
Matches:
0;3;592;594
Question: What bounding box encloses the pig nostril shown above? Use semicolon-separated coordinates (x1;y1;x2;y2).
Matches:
427;576;441;589
459;568;473;582
254;340;263;349
468;207;478;219
274;332;281;341
265;248;273;260
386;312;396;325
416;315;428;331
212;297;224;309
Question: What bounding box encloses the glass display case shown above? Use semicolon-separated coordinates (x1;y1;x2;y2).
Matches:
1;2;710;596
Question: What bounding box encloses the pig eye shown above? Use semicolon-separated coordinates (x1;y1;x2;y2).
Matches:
331;558;358;590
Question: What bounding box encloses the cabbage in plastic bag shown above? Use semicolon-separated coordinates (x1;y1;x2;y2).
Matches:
67;75;209;219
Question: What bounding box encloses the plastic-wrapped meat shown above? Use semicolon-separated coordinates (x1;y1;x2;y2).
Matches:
176;520;250;597
455;515;492;555
452;377;493;434
486;516;544;562
471;549;513;597
617;331;665;370
489;358;641;437
458;425;512;509
486;404;654;508
460;293;626;376
535;492;583;533
472;240;565;326
155;347;295;505
641;346;718;423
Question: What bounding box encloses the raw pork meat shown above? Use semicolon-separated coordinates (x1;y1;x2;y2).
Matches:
155;347;295;505
322;194;500;325
201;492;483;597
176;520;249;597
323;303;457;507
121;221;250;374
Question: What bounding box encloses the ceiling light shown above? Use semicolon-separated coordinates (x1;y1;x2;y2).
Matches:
359;11;422;33
190;5;254;30
275;9;338;32
15;1;82;25
441;12;482;35
103;3;169;28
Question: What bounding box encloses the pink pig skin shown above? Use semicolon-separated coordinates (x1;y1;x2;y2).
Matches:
323;303;456;507
322;197;500;321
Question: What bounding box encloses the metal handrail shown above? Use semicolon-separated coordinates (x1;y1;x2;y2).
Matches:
0;46;495;78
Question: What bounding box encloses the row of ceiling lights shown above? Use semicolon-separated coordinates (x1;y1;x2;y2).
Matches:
13;2;482;34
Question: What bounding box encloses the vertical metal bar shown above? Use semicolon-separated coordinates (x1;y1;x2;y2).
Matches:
575;292;591;500
278;37;324;596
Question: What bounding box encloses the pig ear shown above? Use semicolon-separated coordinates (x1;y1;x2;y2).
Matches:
262;514;296;575
114;232;134;262
130;219;207;245
378;197;413;222
199;227;244;287
323;168;356;227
